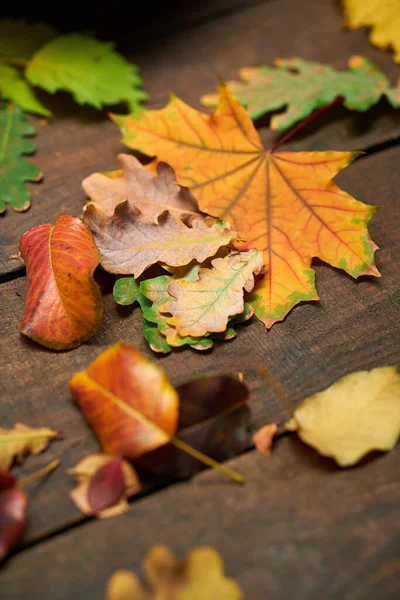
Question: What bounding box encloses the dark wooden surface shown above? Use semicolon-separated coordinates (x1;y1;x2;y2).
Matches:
1;0;400;597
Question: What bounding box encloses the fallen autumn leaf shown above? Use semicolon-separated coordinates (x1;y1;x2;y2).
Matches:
112;84;380;328
82;154;202;223
84;201;234;277
68;454;141;518
19;215;103;349
0;423;58;471
106;545;243;599
285;365;400;466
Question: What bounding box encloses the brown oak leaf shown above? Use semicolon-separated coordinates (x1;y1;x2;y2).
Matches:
84;201;234;277
82;154;202;223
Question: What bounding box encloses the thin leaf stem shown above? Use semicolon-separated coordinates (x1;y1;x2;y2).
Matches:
81;374;244;484
268;96;344;153
170;436;244;484
257;367;295;418
18;458;60;488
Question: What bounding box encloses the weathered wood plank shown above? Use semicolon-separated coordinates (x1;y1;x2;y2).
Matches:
1;0;400;276
1;145;399;546
1;436;399;599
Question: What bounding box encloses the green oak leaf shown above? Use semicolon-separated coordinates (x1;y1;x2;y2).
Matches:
0;64;50;117
201;55;400;130
25;34;147;113
113;264;253;353
0;103;42;213
0;20;57;65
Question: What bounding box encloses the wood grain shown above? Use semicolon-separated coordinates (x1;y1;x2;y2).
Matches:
1;436;399;599
1;0;400;276
1;0;400;593
1;146;399;547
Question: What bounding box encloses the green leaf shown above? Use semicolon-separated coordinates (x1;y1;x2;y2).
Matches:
0;20;57;65
25;34;147;113
113;276;150;308
143;320;172;354
201;55;400;130
140;267;207;351
0;64;50;116
0;103;42;213
114;269;253;353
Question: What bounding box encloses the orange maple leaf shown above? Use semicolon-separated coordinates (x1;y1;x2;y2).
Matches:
112;85;380;328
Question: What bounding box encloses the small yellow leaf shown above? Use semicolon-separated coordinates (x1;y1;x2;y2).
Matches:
343;0;400;64
285;365;400;466
107;570;142;600
0;423;58;471
106;545;243;599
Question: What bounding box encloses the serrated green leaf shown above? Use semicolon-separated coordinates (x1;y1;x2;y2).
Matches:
201;55;400;129
140;267;207;351
0;103;42;213
0;20;57;65
143;320;172;354
25;34;147;113
0;64;50;116
113;276;150;308
114;268;253;353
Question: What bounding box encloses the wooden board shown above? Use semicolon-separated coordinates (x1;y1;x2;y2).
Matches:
1;0;400;277
1;0;400;594
1;435;399;599
1;145;399;547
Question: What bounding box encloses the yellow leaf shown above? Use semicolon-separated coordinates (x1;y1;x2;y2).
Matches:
84;201;234;277
113;85;379;328
107;571;142;600
162;249;263;337
285;365;400;466
106;545;243;599
343;0;400;63
0;423;58;471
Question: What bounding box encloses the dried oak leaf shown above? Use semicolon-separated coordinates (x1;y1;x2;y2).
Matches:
113;84;379;328
343;0;400;64
19;215;103;349
201;56;400;127
0;103;43;213
68;453;141;518
0;423;58;471
161;249;262;337
84;201;234;277
137;374;250;478
285;365;400;466
69;342;179;459
0;470;26;562
82;154;201;222
106;545;243;600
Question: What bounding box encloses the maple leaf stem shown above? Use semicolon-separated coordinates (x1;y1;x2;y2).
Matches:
257;367;295;418
18;458;60;489
268;96;344;153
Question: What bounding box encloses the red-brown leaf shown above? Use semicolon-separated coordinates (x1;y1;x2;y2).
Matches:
19;215;103;350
